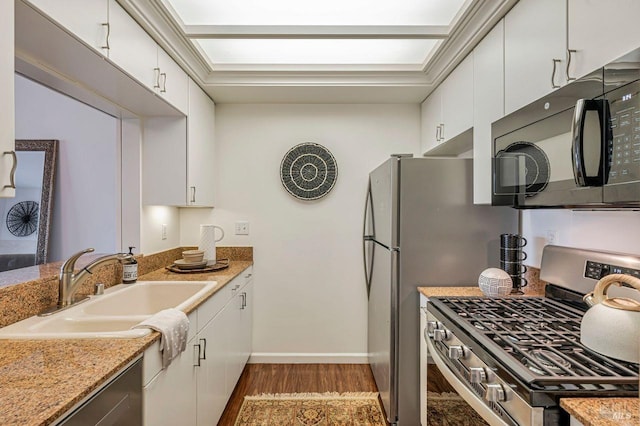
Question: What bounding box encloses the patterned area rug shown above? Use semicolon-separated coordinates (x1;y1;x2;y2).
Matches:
426;392;488;426
234;392;387;426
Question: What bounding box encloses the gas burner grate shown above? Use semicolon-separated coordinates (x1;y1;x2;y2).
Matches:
434;297;639;387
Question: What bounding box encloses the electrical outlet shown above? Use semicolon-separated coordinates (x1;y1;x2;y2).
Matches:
161;224;167;240
546;230;559;245
235;221;249;235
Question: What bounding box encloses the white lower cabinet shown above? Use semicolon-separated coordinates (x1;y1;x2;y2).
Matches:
142;267;253;426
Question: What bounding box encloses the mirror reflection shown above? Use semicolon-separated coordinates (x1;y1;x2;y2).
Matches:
0;140;57;272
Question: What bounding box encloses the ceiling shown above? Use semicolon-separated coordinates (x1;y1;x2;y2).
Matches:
120;0;516;103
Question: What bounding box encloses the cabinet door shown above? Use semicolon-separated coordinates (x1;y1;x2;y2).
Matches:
440;53;474;144
142;117;187;206
26;0;108;54
568;0;640;80
197;312;228;426
0;0;14;198
473;20;504;204
143;342;197;426
504;0;567;114
420;89;442;154
187;79;216;207
157;47;189;114
225;292;246;394
108;0;157;90
239;280;254;366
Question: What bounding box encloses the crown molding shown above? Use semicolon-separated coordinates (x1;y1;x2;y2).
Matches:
421;0;518;88
118;0;516;101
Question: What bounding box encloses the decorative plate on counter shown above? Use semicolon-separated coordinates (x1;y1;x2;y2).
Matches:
280;142;338;200
166;258;230;273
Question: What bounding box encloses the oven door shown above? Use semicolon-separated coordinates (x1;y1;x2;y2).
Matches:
492;70;606;207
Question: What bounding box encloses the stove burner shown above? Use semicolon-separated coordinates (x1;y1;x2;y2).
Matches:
526;349;572;375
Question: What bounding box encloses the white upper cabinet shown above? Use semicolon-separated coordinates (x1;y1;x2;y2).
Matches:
0;0;15;198
156;47;189;114
420;54;473;155
473;20;504;205
440;54;474;144
567;0;640;80
108;0;158;91
26;0;109;54
504;0;567;115
142;79;215;207
187;79;216;207
420;86;442;155
24;0;189;114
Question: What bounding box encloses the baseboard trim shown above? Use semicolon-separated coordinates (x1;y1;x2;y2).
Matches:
248;353;369;364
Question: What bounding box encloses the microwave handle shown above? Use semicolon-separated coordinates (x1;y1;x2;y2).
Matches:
571;99;608;187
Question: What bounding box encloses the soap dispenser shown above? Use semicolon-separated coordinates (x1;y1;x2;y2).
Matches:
123;246;138;284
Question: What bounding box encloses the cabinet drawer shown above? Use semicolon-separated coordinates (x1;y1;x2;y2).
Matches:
196;266;253;333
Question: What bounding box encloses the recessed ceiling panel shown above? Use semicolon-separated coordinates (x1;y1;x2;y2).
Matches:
166;0;466;26
195;39;438;65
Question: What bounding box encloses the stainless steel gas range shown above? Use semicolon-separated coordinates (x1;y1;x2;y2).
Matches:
424;245;640;426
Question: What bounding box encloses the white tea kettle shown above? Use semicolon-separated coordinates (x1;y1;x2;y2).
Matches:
580;273;640;363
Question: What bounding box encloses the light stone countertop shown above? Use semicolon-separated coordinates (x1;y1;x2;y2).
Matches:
0;260;252;426
419;285;639;426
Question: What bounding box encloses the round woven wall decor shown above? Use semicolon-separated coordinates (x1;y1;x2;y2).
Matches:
6;201;39;237
280;143;338;200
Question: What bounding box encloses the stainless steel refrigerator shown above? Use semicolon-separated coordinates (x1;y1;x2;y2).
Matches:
363;155;517;425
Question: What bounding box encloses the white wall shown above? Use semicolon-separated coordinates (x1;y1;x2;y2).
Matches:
14;74;119;261
142;205;181;255
523;209;640;267
180;103;420;362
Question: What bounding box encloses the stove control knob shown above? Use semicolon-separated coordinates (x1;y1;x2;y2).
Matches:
485;384;506;402
426;321;439;336
469;367;486;384
433;329;450;342
448;345;466;360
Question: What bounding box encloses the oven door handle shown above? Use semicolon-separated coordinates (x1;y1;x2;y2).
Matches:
571;98;609;187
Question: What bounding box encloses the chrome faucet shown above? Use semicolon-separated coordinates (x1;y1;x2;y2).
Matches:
57;248;132;307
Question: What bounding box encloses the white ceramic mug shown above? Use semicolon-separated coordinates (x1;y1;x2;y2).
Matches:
198;225;225;264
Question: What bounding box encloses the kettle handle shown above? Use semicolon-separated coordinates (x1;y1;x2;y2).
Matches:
590;274;640;305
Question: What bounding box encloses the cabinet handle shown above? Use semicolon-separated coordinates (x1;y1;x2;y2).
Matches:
245;273;252;279
3;151;17;189
566;49;577;82
199;338;207;360
160;72;167;93
435;125;440;142
551;58;561;88
440;123;445;141
154;68;161;89
241;292;247;309
190;186;196;203
194;343;201;366
101;22;110;51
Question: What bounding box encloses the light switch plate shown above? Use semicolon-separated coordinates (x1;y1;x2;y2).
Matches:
235;221;249;235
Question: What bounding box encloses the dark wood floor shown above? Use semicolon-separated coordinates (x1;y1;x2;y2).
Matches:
217;363;381;426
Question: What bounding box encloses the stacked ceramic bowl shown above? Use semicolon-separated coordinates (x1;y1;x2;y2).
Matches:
175;249;206;270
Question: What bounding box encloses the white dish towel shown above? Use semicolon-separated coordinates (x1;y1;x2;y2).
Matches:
133;308;189;369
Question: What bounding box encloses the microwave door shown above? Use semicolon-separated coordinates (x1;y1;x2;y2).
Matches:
603;79;640;204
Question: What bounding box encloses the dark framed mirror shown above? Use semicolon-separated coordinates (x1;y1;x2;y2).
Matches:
0;140;57;271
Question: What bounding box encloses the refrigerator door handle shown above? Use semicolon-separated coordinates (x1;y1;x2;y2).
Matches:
389;246;400;424
363;182;375;296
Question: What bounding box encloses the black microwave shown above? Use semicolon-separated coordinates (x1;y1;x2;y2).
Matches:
492;48;640;208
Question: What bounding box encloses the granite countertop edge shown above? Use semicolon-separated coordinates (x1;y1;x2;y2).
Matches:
418;286;639;426
0;260;253;426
